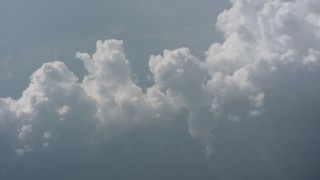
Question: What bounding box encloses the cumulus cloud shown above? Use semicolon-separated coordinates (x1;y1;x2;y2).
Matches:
76;40;151;125
1;0;320;179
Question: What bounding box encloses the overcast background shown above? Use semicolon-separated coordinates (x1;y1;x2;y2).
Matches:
1;0;320;180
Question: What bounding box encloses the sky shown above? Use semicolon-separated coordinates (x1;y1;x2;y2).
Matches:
1;0;320;180
0;0;230;97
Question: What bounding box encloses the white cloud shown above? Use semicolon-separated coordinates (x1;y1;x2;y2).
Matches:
57;105;69;121
15;145;33;156
148;48;215;153
43;131;51;139
18;124;32;141
1;0;320;178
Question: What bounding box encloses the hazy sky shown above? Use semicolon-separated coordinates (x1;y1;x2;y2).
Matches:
1;0;320;180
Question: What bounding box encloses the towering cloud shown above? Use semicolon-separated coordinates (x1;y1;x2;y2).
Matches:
205;0;320;122
1;0;320;179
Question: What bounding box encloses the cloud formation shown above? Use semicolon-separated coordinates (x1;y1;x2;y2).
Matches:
1;0;320;179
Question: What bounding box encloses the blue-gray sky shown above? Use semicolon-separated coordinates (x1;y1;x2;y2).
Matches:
1;0;320;180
